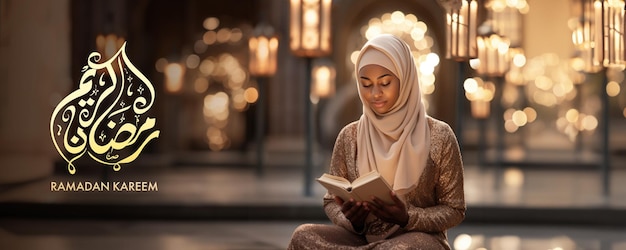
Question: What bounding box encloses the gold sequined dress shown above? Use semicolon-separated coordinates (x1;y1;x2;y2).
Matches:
288;117;465;249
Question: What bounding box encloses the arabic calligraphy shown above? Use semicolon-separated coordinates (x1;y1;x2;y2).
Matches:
50;42;160;174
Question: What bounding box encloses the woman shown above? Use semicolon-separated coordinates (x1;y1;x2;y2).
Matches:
288;34;465;249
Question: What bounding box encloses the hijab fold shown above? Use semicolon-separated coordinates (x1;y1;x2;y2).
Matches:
355;34;430;195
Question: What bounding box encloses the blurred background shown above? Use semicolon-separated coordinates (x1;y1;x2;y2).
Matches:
1;0;626;249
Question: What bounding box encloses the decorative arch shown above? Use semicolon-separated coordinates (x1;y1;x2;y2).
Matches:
318;0;458;149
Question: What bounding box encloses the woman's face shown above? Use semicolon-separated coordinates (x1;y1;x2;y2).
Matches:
358;64;400;115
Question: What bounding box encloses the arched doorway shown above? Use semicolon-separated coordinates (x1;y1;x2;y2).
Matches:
318;0;457;149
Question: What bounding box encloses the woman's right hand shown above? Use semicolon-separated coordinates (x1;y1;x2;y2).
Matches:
335;196;369;232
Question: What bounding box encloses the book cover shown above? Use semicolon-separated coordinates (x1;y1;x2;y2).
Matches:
316;170;394;205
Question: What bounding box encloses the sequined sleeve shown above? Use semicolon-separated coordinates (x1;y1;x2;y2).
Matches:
322;122;363;234
322;118;465;242
403;119;466;233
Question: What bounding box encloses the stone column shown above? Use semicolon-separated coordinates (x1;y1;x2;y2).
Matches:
0;0;70;184
262;0;307;163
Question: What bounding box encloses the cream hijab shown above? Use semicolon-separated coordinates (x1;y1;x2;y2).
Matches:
355;34;430;195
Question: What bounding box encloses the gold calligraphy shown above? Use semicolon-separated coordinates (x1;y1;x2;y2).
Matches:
50;42;160;174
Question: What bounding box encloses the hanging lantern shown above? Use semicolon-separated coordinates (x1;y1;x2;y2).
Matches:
249;23;279;77
474;23;511;77
311;59;336;100
464;77;495;119
289;0;332;57
440;0;478;60
164;62;185;93
505;48;526;86
597;0;625;67
572;3;603;73
487;0;529;48
575;0;625;71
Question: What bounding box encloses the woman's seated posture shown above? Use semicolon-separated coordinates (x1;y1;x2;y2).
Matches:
288;34;465;250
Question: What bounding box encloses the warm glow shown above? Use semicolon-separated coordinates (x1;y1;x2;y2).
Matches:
523;107;537;122
525;53;580;108
232;88;247;111
164;16;255;152
493;236;522;250
504;108;515;120
290;0;332;57
503;107;535;133
534;75;553;91
453;234;473;250
476;33;511;76
203;92;230;121
230;28;243;42
244;87;259;103
466;77;493;118
465;77;495;105
581;115;598;131
249;35;279;76
601;0;626;67
469;58;480;69
489;0;527;46
203;31;217;45
606;81;621;96
199;59;216;76
501;84;518;105
165;63;185;93
444;0;478;60
96;34;125;60
505;119;519;133
464;78;479;93
155;58;168;73
186;54;200;69
512;52;526;67
350;51;360;65
312;64;336;98
206;127;228;151
533;91;557;107
471;100;491;119
504;167;524;188
576;0;626;70
203;17;220;30
565;109;579;123
194;77;209;93
216;28;231;43
511;110;528;126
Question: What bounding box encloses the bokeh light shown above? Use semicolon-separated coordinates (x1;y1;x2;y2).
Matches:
607;81;621;97
203;17;220;30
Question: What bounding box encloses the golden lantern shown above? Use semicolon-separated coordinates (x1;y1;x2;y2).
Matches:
311;59;336;100
575;0;625;71
474;23;511;77
487;0;528;48
464;77;495;119
572;1;603;72
248;22;279;177
505;48;526;86
249;23;279;77
289;0;332;57
164;62;185;93
289;0;333;196
596;0;625;67
441;0;478;60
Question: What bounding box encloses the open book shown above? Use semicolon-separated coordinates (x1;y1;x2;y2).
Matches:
317;170;394;205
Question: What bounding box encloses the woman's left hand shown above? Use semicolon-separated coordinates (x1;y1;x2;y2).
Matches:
366;191;409;227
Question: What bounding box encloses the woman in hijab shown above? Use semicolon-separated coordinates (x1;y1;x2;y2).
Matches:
288;34;465;250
